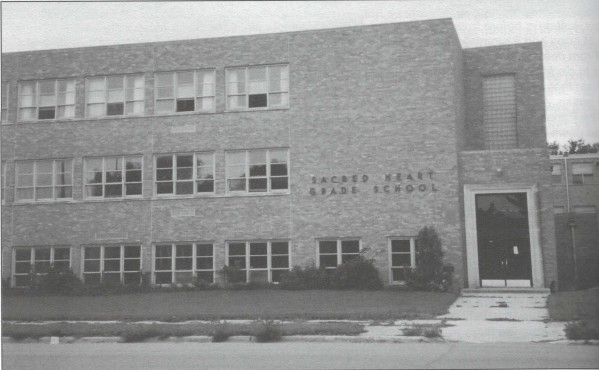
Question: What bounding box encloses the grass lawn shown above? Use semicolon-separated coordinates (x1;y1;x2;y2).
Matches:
547;287;599;321
2;290;457;321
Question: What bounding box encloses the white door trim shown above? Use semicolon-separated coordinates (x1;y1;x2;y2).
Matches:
464;183;544;288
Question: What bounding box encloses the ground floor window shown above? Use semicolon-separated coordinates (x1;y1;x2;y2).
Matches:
12;246;71;287
226;241;289;283
153;243;214;285
318;239;361;269
389;237;416;283
82;245;141;285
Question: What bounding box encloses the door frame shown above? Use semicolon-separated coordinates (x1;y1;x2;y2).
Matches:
464;183;544;288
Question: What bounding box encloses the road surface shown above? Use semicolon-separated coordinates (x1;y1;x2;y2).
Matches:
3;342;598;369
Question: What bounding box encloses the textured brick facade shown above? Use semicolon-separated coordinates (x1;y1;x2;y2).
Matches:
1;18;555;290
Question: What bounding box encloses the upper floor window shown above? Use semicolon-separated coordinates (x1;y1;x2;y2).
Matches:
225;149;289;194
155;152;214;196
318;239;360;269
389;238;416;283
572;163;594;184
482;74;517;150
226;65;288;110
18;79;75;121
154;70;215;114
15;159;72;202
551;164;562;184
86;75;144;117
84;156;143;199
1;81;8;123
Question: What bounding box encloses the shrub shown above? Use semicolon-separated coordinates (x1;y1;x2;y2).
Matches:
279;264;331;290
564;321;599;341
31;266;83;294
406;226;452;291
211;325;231;342
220;264;246;285
254;321;282;343
423;327;442;338
402;327;423;336
330;256;383;290
121;327;166;343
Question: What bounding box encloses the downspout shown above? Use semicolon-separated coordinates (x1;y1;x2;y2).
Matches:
564;153;577;286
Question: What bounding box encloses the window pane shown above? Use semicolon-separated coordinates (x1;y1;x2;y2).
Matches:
176;154;193;168
341;240;360;253
107;102;124;116
126;170;142;182
38;107;56;120
84;260;100;272
176;99;194;112
156;182;173;194
124;246;140;258
227;151;246;166
320;255;337;268
319;241;337;254
391;240;411;253
155;259;172;271
124;273;141;285
270;177;288;190
104;246;121;258
196;244;213;256
175;258;193;270
176;245;193;257
156;73;174;87
34;249;51;261
229;256;246;269
87;78;105;92
155;272;172;284
174;272;194;284
228;95;246;109
156;156;173;168
155;245;172;257
196;258;213;270
248;94;267;108
392;254;411;267
196;271;213;283
228;243;246;256
249;164;266;177
271;256;289;268
126;183;142;196
15;249;32;261
36;187;53;200
105;184;122;197
175;181;193;195
55;186;72;199
249;178;267;192
156;99;174;112
249;243;267;255
157;169;173;181
228;179;246;192
54;248;70;260
196;180;214;193
250;256;267;269
85;185;103;197
271;242;288;255
157;87;174;98
85;248;101;259
104;260;120;272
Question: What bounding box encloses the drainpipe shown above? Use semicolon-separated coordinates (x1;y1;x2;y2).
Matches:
567;217;578;288
563;153;570;212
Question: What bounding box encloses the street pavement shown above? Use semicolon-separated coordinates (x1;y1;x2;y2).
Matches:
3;342;598;369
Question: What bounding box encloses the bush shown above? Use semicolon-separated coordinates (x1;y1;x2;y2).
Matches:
423;327;442;338
254;321;282;343
220;264;246;285
406;226;452;291
330;256;383;290
121;327;168;343
211;325;231;342
279;264;331;290
31;266;83;294
564;321;599;341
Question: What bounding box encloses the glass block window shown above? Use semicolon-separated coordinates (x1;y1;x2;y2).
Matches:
226;241;290;283
18;79;75;121
86;75;144;117
82;245;141;285
84;156;143;199
15;159;73;202
572;163;594;184
153;243;214;285
12;247;71;287
155;152;214;196
226;65;288;110
154;70;215;114
483;74;517;149
389;238;416;283
225;149;289;193
2;81;8;123
318;239;361;269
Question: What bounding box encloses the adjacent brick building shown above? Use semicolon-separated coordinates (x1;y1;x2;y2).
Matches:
550;153;599;289
1;18;557;290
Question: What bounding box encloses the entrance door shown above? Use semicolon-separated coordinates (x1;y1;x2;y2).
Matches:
475;193;532;287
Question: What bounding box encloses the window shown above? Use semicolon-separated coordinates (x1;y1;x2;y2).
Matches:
318;239;361;269
1;161;6;203
18;79;75;121
154;70;215;114
226;241;289;283
12;247;70;287
84;156;143;199
15;159;72;202
82;245;141;285
483;74;517;150
86;75;144;117
572;163;593;184
2;81;8;122
226;149;288;193
153;243;214;285
155;152;214;196
389;238;416;283
226;65;288;110
551;164;562;184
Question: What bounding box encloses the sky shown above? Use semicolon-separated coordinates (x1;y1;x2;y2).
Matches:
2;1;598;145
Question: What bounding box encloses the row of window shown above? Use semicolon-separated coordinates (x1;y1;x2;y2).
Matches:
1;64;289;123
551;162;597;184
3;148;289;202
10;238;417;287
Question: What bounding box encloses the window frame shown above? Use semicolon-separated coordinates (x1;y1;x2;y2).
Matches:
152;242;215;285
225;240;290;283
571;163;594;184
2;81;8;123
83;155;144;200
81;245;142;285
85;74;145;118
317;238;361;270
14;159;74;203
388;237;417;284
12;246;71;287
225;64;289;111
225;149;289;194
17;79;76;122
154;69;216;115
154;152;215;197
